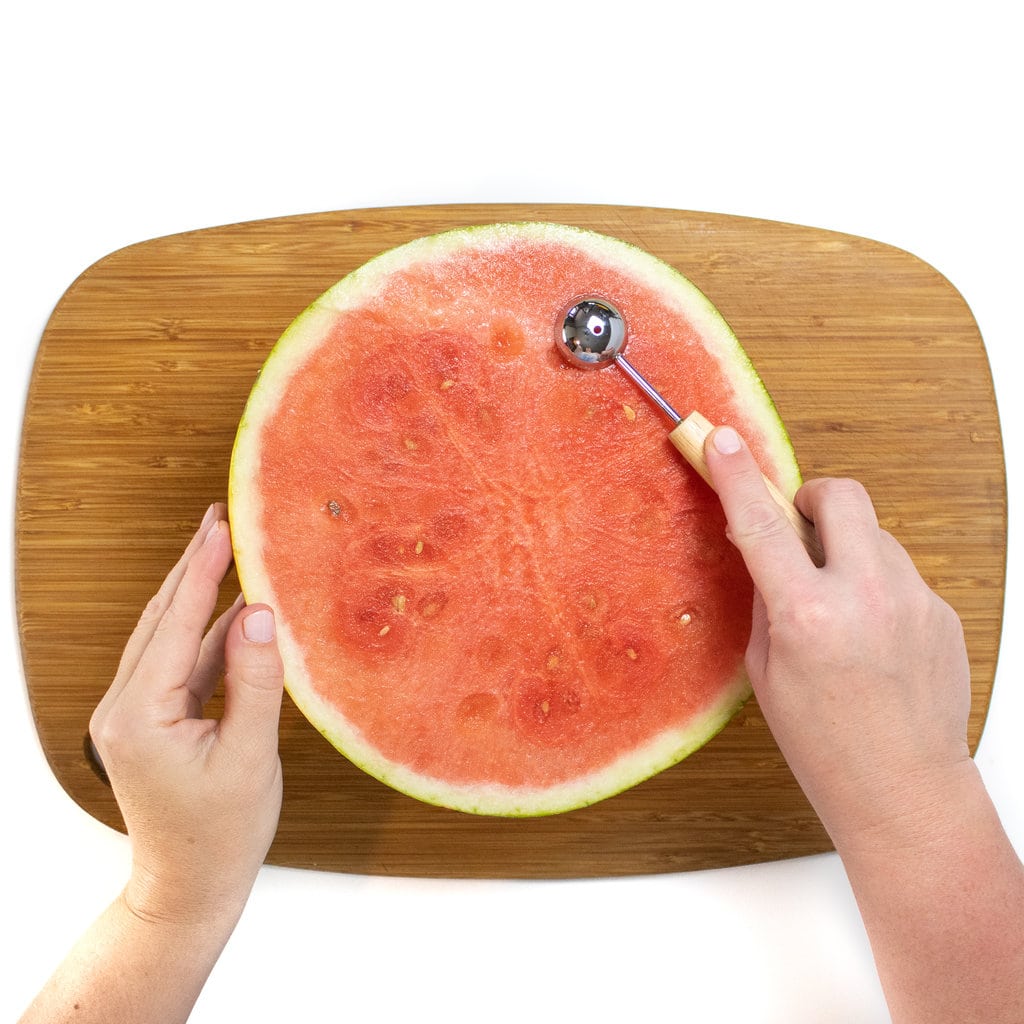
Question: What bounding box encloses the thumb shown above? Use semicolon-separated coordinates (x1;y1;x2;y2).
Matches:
220;604;285;745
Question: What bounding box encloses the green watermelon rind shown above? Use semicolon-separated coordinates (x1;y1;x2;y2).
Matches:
229;221;799;817
300;665;751;817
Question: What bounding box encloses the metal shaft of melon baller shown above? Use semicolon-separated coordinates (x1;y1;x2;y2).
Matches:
558;297;825;567
612;352;726;494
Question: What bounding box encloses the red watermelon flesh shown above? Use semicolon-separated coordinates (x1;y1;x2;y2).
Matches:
229;223;800;816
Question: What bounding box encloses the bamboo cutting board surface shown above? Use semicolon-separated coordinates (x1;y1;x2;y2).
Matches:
16;204;1005;878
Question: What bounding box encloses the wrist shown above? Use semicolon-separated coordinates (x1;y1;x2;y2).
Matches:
824;755;983;860
124;860;256;935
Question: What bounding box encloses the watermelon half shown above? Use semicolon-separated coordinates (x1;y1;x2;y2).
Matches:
229;222;800;816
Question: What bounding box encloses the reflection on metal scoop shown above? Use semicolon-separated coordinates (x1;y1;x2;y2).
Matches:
556;297;824;566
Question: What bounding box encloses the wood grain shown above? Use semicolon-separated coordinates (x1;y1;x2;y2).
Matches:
15;204;1005;878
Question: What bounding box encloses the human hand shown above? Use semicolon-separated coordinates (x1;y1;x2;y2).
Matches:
90;503;284;925
704;427;973;848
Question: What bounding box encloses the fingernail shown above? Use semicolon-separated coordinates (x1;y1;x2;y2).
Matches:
200;503;218;529
243;608;275;643
713;426;742;455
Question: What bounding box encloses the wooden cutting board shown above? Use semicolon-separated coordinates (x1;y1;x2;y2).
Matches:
16;204;1005;878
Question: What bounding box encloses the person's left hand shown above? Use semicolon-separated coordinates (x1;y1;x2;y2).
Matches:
90;503;285;926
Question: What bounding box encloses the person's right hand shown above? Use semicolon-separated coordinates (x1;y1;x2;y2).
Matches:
704;426;973;847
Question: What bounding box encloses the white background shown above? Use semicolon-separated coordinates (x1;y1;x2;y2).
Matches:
3;2;1020;1020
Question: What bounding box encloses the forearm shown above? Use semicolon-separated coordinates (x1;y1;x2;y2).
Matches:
21;508;283;1024
833;761;1024;1024
18;885;244;1024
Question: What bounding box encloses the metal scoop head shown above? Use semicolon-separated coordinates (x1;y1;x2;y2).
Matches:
558;297;628;369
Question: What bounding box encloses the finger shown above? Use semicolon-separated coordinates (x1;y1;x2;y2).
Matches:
183;593;246;712
704;426;814;605
108;503;226;697
219;604;285;751
93;504;226;732
124;518;235;722
794;477;882;569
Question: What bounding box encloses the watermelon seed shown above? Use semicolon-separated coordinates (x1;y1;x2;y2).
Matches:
415;540;424;554
679;612;693;626
321;497;356;522
378;625;391;637
440;379;455;390
392;594;407;613
626;647;638;660
622;404;637;422
404;438;418;451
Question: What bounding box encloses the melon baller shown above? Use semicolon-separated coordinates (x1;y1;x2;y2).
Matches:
556;297;824;566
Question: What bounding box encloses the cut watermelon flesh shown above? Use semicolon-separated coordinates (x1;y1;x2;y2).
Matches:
230;223;800;815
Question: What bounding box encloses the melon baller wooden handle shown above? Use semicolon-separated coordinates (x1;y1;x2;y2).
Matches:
669;411;826;567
